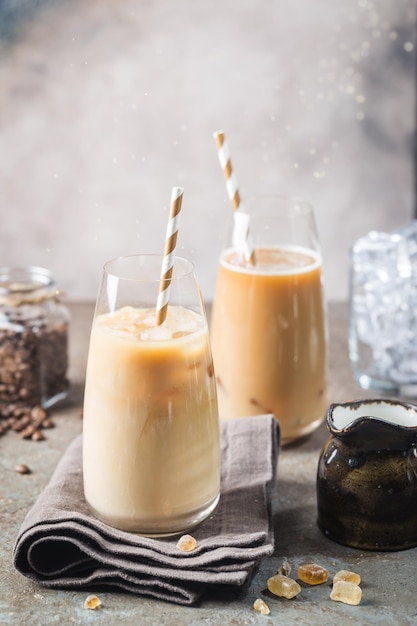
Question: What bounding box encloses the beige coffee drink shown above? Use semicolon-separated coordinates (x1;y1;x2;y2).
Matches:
211;147;326;442
83;304;220;534
210;244;327;443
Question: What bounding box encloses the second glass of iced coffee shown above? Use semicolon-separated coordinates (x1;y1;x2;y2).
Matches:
210;195;327;444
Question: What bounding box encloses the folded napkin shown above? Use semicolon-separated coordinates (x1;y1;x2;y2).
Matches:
13;414;279;606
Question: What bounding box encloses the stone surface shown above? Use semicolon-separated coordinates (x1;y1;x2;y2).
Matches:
1;301;417;624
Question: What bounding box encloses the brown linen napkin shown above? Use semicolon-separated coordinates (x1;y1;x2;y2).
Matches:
13;414;279;606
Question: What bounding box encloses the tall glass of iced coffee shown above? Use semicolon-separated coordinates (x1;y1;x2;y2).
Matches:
210;196;327;444
83;255;220;535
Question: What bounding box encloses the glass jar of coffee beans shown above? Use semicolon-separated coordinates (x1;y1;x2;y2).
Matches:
0;267;70;416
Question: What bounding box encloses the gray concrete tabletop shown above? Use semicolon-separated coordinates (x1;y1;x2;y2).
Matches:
1;302;416;625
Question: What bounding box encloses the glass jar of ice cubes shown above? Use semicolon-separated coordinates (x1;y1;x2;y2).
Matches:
348;230;416;395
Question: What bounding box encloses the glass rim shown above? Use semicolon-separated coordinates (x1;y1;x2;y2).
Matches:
349;231;408;257
243;194;315;216
0;266;54;293
103;254;195;283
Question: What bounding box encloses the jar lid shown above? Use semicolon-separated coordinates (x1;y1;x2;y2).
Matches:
0;267;53;295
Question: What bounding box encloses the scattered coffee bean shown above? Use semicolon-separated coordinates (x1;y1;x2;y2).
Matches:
15;463;31;475
19;425;35;439
30;406;47;421
31;430;45;441
42;417;55;429
0;401;52;441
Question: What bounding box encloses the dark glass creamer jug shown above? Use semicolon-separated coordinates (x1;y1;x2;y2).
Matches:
317;399;417;551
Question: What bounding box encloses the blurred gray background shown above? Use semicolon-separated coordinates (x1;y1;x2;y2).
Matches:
0;0;416;302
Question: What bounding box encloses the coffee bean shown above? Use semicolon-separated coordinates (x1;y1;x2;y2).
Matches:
30;406;47;420
15;463;31;474
19;426;35;439
42;417;55;429
31;430;45;441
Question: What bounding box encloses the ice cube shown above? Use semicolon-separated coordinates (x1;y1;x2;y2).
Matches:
141;324;173;341
351;230;411;282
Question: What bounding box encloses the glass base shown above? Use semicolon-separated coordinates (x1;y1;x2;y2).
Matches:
355;372;417;398
281;414;325;447
87;493;220;537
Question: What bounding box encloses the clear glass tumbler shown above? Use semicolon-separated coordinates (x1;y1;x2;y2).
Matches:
210;195;327;444
349;231;415;394
83;254;220;535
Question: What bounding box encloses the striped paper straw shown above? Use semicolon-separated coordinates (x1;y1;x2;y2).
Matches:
156;186;184;326
213;130;255;264
213;130;241;211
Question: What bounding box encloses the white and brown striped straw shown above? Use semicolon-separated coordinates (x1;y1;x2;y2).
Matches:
213;130;255;264
156;186;184;326
213;130;241;212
